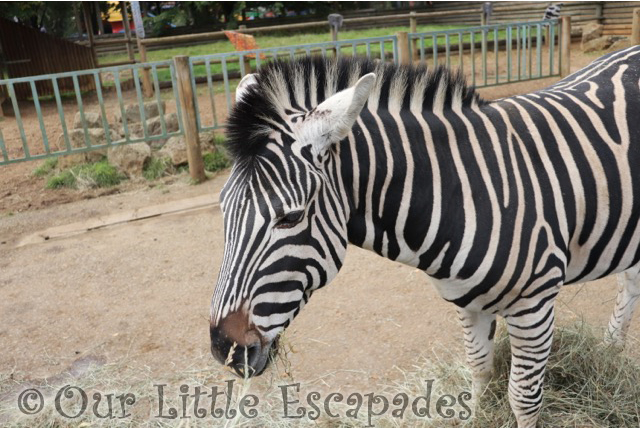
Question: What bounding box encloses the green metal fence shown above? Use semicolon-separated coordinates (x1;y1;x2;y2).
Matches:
408;19;561;87
0;20;564;167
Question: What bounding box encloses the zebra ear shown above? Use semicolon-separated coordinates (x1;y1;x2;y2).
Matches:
235;73;258;103
303;72;376;152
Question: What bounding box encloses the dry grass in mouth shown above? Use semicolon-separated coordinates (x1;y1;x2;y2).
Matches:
1;322;638;427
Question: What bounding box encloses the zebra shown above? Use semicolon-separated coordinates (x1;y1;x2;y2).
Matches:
209;46;640;427
542;3;563;21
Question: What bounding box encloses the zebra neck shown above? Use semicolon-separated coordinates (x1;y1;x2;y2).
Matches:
341;105;473;274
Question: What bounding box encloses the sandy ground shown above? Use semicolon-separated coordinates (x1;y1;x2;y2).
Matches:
1;44;639;417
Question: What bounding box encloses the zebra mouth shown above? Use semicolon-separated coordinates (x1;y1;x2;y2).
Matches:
229;336;279;378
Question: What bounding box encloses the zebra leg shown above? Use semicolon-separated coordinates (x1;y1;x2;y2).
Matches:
605;266;640;348
458;308;497;400
505;298;556;428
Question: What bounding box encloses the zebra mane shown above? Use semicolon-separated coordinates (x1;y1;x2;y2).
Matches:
225;56;485;162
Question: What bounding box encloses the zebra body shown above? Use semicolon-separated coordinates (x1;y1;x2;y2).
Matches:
210;46;640;428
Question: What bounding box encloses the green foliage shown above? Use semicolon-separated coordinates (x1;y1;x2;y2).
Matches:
32;158;58;177
203;151;230;172
46;160;124;189
0;2;79;37
143;157;172;180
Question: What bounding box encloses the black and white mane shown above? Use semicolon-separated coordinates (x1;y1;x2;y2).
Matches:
226;56;486;162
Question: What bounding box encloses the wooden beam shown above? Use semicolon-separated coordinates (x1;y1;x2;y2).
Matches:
82;2;98;68
120;1;135;62
632;8;640;45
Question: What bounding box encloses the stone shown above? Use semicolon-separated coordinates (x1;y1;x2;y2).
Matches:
581;22;603;47
199;131;220;153
107;142;151;177
113;100;166;124
608;38;632;52
72;111;104;130
157;136;188;166
55;128;118;168
118;113;178;140
582;36;615;53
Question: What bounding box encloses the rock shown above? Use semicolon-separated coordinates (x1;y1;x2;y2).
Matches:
118;113;178;140
55;128;118;168
582;36;615;53
199;131;220;153
72;112;104;130
113;100;166;124
608;38;632;52
157;136;188;166
107;142;151;177
581;22;603;47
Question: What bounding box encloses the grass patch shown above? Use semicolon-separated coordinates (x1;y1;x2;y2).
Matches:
142;157;173;180
203;151;230;172
32;158;58;177
46;161;125;189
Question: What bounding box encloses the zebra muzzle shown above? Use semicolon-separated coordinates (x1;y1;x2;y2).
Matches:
209;324;278;377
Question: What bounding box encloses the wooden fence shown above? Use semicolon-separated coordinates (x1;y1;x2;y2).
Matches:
0;18;96;100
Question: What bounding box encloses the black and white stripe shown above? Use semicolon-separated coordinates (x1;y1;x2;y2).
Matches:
210;47;640;426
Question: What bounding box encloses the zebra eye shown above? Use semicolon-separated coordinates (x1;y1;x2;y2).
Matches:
275;210;305;229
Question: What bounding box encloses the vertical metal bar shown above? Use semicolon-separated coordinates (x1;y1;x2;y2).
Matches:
494;28;499;84
151;64;168;136
256;53;262;70
7;83;29;158
528;25;533;79
507;26;512;82
222;57;232;113
188;60;201;133
29;80;50;154
393;38;398;63
132;68;148;138
352;43;357;57
306;47;311;56
114;72;129;141
550;22;556;75
470;31;476;86
482;30;487;86
379;41;384;61
52;78;71;152
169;63;184;132
205;58;218;129
93;72;112;145
0;128;8;163
516;25;521;80
321;47;327;58
240;54;246;76
537;24;542;77
445;34;450;69
433;35;438;67
366;42;372;59
420;36;425;63
72;75;90;148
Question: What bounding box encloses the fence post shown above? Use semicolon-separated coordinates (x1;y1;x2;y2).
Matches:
409;11;418;58
632;8;640;46
173;55;207;183
560;16;571;77
238;25;252;76
139;42;154;97
397;31;410;65
120;1;135;62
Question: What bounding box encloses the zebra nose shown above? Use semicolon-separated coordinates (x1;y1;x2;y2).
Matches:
209;324;266;377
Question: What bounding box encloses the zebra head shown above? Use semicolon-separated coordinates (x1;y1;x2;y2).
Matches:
210;64;376;377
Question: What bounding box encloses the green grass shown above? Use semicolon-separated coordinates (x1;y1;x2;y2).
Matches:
32;158;58;177
46;160;125;189
142;157;173;180
203;151;230;172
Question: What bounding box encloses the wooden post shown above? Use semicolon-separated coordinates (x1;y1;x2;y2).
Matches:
397;31;410;65
560;16;571;77
632;8;640;46
173;55;207;183
409;11;418;59
120;1;135;62
82;2;99;67
139;42;154;97
595;4;603;22
95;2;105;35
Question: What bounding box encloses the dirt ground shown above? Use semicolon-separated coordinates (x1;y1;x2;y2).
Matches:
1;44;639;409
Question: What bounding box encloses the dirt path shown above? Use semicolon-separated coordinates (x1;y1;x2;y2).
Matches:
1;170;638;399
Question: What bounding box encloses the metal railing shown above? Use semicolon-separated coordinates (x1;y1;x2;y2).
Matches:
0;20;569;169
407;19;562;88
188;35;398;133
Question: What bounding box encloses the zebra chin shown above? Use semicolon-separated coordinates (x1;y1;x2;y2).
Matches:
209;324;279;378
